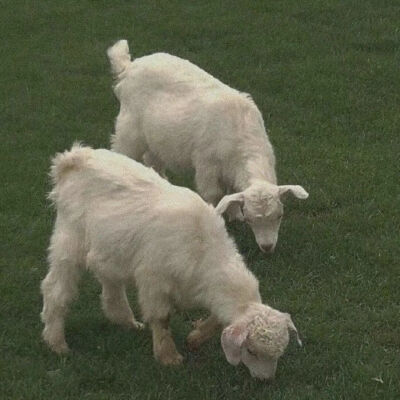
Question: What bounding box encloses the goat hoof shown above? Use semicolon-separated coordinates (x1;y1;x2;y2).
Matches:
186;330;203;351
131;320;145;330
158;352;184;366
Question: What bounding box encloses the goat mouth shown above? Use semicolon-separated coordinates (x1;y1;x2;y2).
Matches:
258;245;275;254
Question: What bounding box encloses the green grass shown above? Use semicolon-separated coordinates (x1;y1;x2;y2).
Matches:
1;0;399;399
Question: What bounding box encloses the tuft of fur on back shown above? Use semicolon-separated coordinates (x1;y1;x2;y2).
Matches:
107;39;132;80
49;142;91;188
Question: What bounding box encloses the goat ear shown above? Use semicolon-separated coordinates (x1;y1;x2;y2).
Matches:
285;313;302;346
221;323;248;365
278;185;309;200
215;193;245;216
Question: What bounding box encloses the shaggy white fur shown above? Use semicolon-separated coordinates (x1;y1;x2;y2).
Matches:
40;144;301;380
107;39;309;253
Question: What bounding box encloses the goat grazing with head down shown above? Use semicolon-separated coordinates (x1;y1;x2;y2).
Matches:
40;144;301;380
107;39;309;253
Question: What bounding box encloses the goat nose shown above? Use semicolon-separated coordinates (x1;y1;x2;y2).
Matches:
260;244;274;253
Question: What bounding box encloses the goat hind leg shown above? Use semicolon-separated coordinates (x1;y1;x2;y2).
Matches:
40;231;82;354
99;277;144;330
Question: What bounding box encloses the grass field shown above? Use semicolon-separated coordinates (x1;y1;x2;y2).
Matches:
1;0;399;399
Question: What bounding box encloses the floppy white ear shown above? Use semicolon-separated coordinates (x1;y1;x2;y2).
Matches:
285;313;302;347
279;185;309;200
215;193;245;215
221;323;248;365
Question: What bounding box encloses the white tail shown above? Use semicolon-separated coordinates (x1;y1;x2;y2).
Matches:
49;143;89;185
107;40;132;79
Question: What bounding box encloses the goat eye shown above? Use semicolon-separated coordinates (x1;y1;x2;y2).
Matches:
247;348;256;356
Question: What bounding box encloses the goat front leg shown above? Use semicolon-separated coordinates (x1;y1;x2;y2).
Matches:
226;203;244;222
186;315;221;351
150;318;183;365
143;151;167;180
195;164;224;206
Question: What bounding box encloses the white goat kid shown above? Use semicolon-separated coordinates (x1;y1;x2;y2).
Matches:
107;40;309;253
40;144;301;380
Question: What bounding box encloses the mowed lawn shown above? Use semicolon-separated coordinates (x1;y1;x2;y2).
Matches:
1;0;399;399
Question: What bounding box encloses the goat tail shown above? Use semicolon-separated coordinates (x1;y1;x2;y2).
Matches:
107;39;132;80
49;142;91;187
